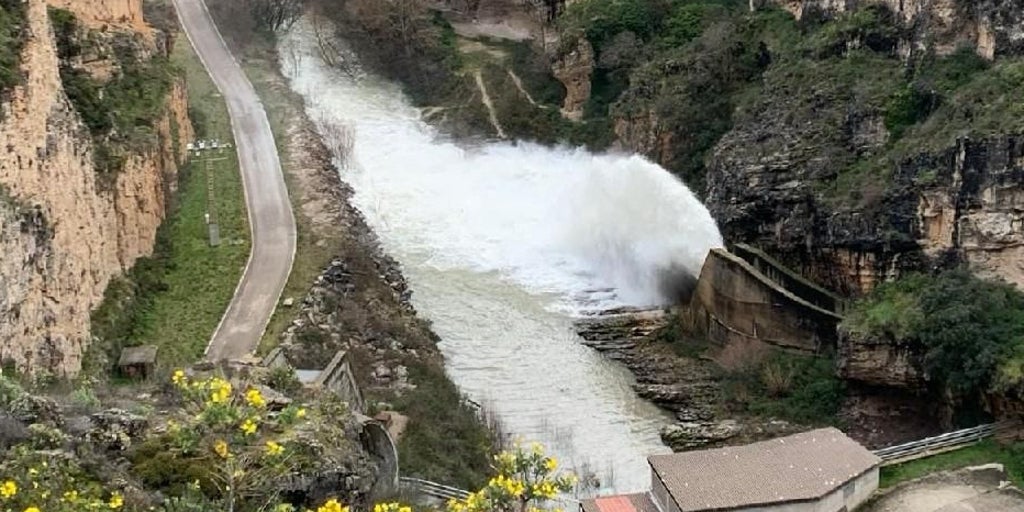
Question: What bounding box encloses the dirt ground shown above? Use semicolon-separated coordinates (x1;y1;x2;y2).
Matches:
868;465;1024;512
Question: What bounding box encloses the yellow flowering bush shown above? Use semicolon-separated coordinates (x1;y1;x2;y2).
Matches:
163;370;309;512
0;448;125;512
446;443;577;512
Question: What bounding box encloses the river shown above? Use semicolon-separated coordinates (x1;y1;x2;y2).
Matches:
279;20;723;495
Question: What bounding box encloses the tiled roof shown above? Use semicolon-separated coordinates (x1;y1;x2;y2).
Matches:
648;427;880;512
581;493;661;512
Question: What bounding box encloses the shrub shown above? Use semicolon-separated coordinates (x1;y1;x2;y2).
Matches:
266;365;303;395
844;270;1024;396
0;0;27;94
560;0;668;50
723;352;845;425
884;84;939;140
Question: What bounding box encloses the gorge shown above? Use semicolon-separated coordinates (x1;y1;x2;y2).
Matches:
280;18;725;492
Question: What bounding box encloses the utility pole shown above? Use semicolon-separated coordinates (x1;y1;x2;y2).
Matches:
189;139;228;247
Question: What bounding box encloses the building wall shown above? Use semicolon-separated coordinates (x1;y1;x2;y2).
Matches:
650;468;682;512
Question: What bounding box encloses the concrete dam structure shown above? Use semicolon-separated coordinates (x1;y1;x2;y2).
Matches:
682;243;846;354
577;244;847;359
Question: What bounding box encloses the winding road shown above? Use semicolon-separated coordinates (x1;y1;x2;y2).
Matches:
173;0;296;361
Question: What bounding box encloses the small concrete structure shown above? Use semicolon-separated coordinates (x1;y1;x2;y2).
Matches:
117;345;158;379
261;347;365;413
583;428;880;512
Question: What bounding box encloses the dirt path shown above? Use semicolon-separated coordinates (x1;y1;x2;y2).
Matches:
474;70;506;138
173;0;296;361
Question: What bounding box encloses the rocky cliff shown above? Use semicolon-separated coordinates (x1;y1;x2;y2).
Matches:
708;92;1024;295
761;0;1024;59
0;0;192;375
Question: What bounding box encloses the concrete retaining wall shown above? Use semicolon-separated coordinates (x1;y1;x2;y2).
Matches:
683;249;843;354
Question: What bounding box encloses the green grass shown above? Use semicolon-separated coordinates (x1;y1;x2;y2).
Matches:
86;37;249;373
880;440;1024;488
134;38;250;365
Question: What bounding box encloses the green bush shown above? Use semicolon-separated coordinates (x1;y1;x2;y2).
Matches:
884;84;938;140
735;353;845;425
0;0;27;94
844;270;1024;396
49;8;175;180
391;361;495;490
560;0;667;50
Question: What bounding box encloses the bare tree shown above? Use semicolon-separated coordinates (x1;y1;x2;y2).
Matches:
245;0;308;32
317;115;355;168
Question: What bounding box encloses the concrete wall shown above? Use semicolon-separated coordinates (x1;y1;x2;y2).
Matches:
682;249;843;354
360;418;399;497
314;350;365;413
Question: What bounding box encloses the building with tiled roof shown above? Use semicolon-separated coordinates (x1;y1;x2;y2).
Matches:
581;428;880;512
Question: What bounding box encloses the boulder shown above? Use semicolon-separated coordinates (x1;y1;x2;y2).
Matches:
87;409;148;452
660;420;742;451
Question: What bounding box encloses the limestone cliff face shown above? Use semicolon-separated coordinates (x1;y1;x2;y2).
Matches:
708;131;1024;295
47;0;146;29
760;0;1024;59
551;37;593;121
0;0;192;375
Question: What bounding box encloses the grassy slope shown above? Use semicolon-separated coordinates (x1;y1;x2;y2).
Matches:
880;440;1024;488
129;40;249;366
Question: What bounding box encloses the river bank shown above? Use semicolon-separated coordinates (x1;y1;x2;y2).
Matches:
201;10;496;489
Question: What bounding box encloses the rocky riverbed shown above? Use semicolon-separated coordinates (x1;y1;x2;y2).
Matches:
576;310;804;452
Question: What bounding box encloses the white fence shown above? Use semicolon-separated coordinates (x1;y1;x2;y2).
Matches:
399;477;471;501
873;422;1011;466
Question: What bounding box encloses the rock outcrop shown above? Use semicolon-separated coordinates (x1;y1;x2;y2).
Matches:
837;329;927;390
0;0;192;375
551;36;593;121
709;131;1024;295
759;0;1024;59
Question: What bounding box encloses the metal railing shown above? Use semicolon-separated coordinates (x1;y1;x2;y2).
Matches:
399;477;471;501
873;422;1011;466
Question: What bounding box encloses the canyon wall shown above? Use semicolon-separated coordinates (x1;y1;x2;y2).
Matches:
0;0;192;375
759;0;1024;59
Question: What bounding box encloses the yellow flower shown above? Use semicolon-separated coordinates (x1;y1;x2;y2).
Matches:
532;481;557;499
1;480;16;498
208;378;232;404
24;507;40;512
240;418;258;436
544;457;558;471
213;439;230;459
265;440;284;456
531;442;544;455
109;492;124;509
296;408;307;419
245;388;266;408
172;369;187;387
316;498;349;512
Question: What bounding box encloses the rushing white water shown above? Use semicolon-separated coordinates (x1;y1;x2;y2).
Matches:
279;20;723;494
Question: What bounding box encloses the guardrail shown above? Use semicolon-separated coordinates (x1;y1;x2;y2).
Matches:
399;477;471;501
873;422;1010;466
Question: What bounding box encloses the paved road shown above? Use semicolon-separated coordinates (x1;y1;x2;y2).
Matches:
173;0;296;361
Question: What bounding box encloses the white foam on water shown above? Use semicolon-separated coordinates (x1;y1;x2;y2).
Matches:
279;19;723;494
